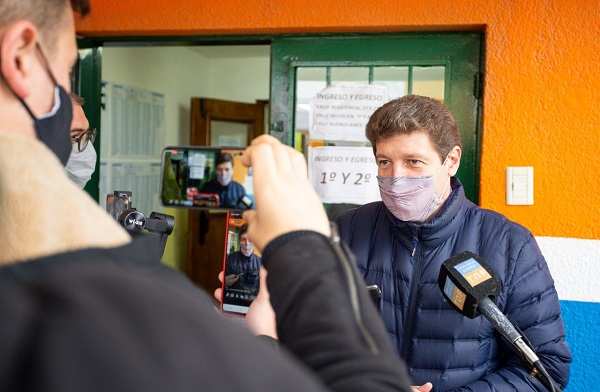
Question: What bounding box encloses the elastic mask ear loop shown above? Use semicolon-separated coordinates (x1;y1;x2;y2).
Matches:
8;43;60;120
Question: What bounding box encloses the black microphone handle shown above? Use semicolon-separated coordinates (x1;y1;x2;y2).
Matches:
478;297;522;343
478;298;561;392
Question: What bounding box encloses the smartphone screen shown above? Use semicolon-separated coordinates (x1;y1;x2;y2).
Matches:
159;146;254;211
220;211;262;317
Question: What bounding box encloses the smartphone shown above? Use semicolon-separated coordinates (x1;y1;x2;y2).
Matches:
159;146;254;211
220;211;262;317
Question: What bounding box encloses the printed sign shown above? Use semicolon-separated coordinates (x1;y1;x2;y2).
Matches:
308;146;380;204
310;84;388;142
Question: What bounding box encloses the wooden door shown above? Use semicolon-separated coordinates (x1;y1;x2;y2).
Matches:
187;98;265;294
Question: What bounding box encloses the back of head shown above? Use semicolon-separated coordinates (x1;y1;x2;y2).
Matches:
0;0;90;53
366;95;462;160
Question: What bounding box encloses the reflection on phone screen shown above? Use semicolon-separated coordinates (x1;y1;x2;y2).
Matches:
160;146;254;211
221;211;262;317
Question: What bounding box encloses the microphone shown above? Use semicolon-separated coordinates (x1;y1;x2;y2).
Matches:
438;251;560;392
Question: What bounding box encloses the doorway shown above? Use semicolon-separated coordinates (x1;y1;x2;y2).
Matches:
75;33;483;293
187;98;266;293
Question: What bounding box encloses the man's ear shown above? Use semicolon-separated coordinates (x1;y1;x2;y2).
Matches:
447;145;462;176
0;20;39;99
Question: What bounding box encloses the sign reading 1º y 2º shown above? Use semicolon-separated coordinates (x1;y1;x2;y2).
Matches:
308;146;381;205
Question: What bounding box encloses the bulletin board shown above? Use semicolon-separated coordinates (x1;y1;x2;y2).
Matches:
99;81;166;216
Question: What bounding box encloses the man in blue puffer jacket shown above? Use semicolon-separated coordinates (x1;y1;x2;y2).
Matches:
337;95;571;391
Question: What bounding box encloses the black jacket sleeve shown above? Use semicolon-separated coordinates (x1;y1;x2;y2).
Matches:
262;229;413;392
0;230;412;392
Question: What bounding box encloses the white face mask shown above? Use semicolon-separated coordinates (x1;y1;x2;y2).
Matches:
217;172;232;187
240;243;254;257
65;143;97;189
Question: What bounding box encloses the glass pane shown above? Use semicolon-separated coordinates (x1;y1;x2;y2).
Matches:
210;120;249;147
330;67;370;84
372;66;409;100
295;68;327;134
412;66;445;101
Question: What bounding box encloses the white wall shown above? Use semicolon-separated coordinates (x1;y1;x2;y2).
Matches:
101;45;270;270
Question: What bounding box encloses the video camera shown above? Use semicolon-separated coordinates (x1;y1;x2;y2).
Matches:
106;191;175;258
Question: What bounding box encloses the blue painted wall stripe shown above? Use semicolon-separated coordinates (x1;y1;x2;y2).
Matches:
559;300;600;390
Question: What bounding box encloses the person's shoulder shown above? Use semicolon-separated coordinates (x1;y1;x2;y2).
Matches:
469;203;531;233
337;201;385;225
232;181;245;191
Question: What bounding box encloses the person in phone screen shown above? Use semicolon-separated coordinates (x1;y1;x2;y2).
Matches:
199;152;246;208
224;224;261;295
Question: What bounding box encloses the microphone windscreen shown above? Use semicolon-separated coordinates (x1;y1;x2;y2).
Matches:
438;251;501;318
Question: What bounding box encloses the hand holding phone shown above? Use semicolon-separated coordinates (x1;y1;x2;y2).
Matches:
220;211;262;317
244;267;277;339
240;135;331;251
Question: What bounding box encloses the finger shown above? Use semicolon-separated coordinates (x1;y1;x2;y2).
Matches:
241;135;281;167
242;210;258;246
214;288;222;302
288;145;308;179
218;270;224;283
257;266;269;300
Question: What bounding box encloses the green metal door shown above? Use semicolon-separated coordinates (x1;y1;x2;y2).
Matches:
270;33;483;203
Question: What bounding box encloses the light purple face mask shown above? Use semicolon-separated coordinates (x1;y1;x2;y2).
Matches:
377;158;450;223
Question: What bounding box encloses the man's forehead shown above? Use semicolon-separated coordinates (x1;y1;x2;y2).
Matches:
377;133;436;154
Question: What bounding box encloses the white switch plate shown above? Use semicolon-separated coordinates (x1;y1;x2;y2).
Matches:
506;167;533;205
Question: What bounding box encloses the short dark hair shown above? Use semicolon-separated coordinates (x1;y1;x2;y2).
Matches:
216;152;234;167
239;223;248;237
366;95;462;161
0;0;91;54
70;92;85;106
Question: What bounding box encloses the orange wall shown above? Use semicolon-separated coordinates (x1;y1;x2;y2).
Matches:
77;0;600;240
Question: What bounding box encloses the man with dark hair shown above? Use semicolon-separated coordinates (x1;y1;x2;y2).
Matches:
337;95;571;391
200;151;247;208
225;223;261;295
0;2;414;391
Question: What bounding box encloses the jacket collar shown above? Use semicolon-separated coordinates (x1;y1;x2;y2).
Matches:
0;130;131;266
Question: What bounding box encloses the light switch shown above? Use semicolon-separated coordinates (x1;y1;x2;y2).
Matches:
506;167;533;205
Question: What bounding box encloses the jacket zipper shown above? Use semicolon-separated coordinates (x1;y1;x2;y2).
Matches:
401;230;421;360
329;222;379;354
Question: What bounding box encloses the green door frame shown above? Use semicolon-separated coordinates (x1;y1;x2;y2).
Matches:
76;32;483;203
74;41;103;202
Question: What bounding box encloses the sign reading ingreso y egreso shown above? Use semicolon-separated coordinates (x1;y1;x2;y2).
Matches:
310;84;388;142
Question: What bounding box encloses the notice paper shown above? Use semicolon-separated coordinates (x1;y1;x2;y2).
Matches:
310;84;388;142
308;146;381;205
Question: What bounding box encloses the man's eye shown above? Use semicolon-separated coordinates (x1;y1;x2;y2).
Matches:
408;159;423;166
378;160;390;167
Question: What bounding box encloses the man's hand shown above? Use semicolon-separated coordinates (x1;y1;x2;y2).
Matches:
240;135;331;251
224;273;239;287
412;383;433;392
213;268;278;338
245;267;277;338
